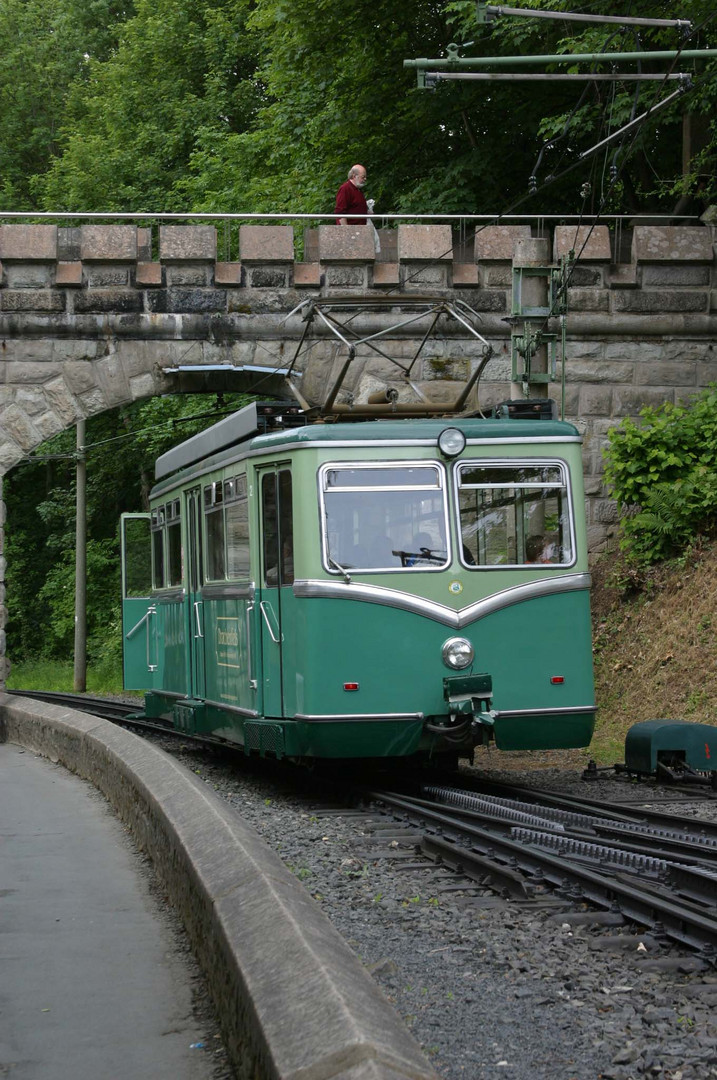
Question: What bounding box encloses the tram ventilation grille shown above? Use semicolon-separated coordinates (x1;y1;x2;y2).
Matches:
245;723;284;756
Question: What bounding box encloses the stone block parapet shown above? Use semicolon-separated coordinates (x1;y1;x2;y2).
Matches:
80;225;137;261
0;219;711;320
475;225;531;262
293;263;322;287
0;225;57;261
239;224;293;262
632;226;713;263
398;224;452;261
453;263;479;286
0;224;712;290
55;262;83;286
159;225;217;261
318;224;375;261
554;225;611;262
136;262;162;287
372;262;400;286
214;262;243;286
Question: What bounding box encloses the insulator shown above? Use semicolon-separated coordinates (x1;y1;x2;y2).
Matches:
609;164;618;182
367;388;399;405
580;182;592;199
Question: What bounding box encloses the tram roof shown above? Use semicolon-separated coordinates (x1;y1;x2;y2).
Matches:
155;401;581;486
251;416;579;450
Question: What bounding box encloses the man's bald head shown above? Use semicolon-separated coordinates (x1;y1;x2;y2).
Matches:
348;165;367;187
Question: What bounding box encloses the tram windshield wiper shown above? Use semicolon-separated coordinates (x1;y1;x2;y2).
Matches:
327;555;352;583
394;547;446;567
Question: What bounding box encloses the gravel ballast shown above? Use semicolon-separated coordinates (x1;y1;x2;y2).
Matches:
161;742;717;1080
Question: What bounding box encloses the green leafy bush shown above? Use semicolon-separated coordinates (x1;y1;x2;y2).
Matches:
603;386;717;564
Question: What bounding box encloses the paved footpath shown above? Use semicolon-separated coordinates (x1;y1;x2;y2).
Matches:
0;741;220;1080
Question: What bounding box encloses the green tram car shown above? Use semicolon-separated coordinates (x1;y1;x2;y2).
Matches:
121;402;596;763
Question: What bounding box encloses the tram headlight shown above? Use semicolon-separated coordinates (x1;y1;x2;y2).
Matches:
437;427;466;459
442;637;474;670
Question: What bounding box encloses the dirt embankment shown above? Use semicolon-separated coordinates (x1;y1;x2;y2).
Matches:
589;541;717;762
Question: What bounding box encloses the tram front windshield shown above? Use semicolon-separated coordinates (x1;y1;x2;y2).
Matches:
321;460;574;573
322;465;449;570
457;463;573;567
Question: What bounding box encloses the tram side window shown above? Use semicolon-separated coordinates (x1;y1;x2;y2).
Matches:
457;463;573;568
204;482;226;581
151;507;165;589
262;470;294;586
123;517;152;597
279;470;294;585
321;464;449;571
166;500;182;586
225;475;250;580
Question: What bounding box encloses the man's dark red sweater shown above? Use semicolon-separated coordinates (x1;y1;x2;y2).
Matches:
335;180;368;225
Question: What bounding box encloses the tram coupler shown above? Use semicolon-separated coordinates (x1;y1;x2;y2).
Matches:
442;673;495;744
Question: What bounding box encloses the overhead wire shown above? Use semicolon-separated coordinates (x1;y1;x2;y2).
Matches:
23;402;249;461
529;26;626;187
353;7;717;410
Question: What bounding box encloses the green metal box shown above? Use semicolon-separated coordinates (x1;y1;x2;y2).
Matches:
625;719;717;774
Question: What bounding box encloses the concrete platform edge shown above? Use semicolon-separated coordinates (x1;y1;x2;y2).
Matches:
0;696;437;1080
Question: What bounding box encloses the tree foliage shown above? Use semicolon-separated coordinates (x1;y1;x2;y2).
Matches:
0;0;132;209
4;394;249;665
603;386;717;563
39;0;262;210
0;0;712;215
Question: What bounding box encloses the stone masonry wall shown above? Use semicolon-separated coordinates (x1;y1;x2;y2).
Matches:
0;219;716;669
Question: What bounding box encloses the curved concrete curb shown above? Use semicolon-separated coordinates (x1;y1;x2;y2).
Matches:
0;695;437;1080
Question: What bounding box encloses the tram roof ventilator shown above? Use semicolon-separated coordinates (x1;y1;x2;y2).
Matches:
155;400;305;480
491;398;559;420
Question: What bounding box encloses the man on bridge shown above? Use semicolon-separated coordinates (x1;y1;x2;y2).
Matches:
335;164;371;225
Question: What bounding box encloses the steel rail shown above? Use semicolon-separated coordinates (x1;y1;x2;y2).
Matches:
423;785;717;855
461;776;717;840
5;688;140;723
371;789;717;952
414;788;717;870
4;689;212;744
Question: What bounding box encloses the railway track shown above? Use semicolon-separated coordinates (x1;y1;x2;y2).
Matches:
6;689;142;723
10;689;717;956
369;783;717;953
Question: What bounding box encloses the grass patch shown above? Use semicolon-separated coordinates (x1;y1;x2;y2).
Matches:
6;657;128;696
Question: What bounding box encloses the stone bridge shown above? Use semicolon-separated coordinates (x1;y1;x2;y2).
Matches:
0;217;716;675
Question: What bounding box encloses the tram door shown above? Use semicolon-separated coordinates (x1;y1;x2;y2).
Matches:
185;488;206;700
120;513;158;690
258;467;294;718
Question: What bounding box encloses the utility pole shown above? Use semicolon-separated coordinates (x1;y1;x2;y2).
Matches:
511;238;550;401
74;420;87;693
